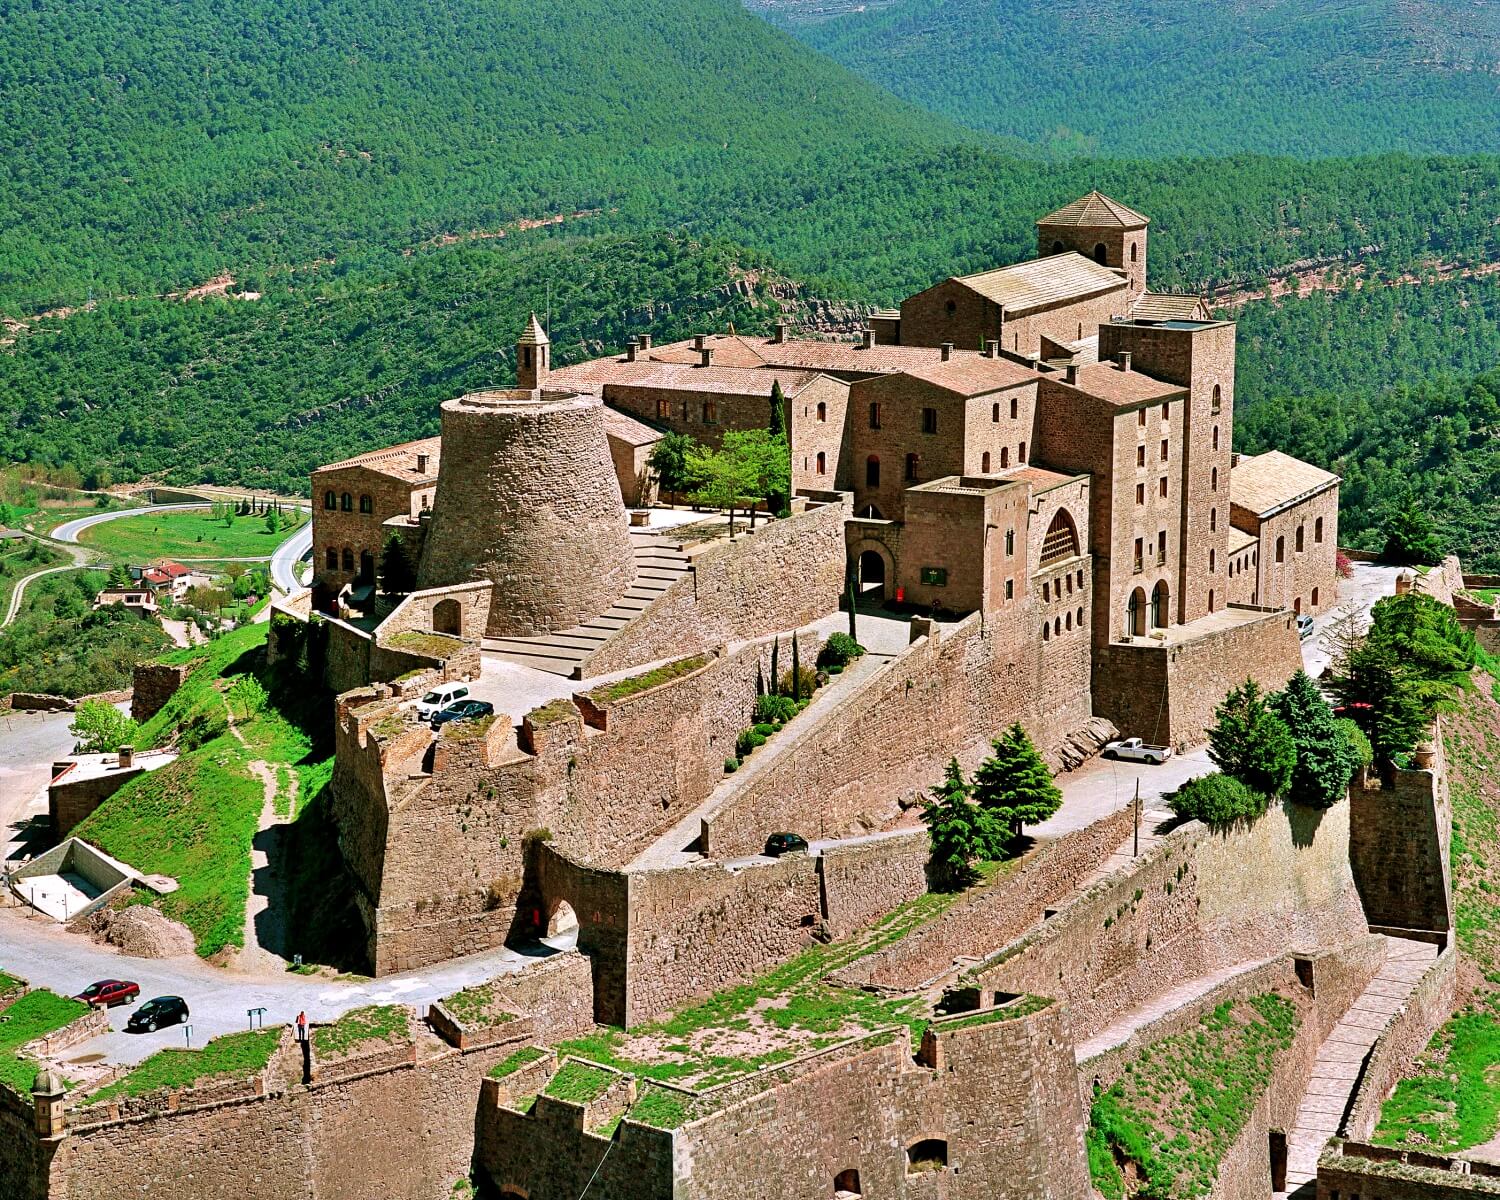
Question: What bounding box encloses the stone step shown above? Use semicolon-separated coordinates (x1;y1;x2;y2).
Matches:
484;639;590;662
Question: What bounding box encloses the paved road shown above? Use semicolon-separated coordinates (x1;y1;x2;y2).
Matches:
269;521;313;593
0;910;576;1066
1301;562;1402;679
2;556;93;627
51;501;212;546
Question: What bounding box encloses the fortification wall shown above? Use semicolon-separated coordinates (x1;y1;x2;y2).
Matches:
579;496;850;678
1316;1143;1500;1200
970;798;1367;1043
130;662;190;722
818;830;929;938
1349;746;1452;938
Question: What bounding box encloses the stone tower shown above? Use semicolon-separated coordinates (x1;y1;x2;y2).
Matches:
516;312;550;389
1037;191;1149;297
415;386;636;637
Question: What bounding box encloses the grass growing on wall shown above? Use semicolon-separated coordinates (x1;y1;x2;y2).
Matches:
1086;993;1301;1200
489;1046;547;1079
543;1060;613;1104
83;1029;281;1105
0;989;89;1095
312;1005;410;1058
589;654;708;703
1373;999;1500;1153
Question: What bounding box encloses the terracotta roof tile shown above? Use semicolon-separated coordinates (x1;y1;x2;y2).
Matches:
550;356;821;398
1058;363;1186;407
952;253;1126;315
1128;292;1213;322
1230;451;1340;517
601;406;664;447
896;356;1038;396
316;436;442;482
1037;191;1150;229
643;334;980;376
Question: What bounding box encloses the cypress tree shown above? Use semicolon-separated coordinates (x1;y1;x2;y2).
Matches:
770;636;780;697
846;560;858;641
971;722;1062;853
791;636;802;702
922;758;987;891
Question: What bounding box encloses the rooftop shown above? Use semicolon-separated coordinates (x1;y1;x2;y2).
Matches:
1129;292;1213;322
951;252;1126;316
1231;450;1341;517
549;355;823;397
1037;191;1150;230
601;406;665;447
1227;527;1258;555
642;333;985;377
316;436;442;482
897;355;1038;396
1059;362;1187;407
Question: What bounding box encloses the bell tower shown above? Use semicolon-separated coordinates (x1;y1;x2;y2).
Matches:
516;312;550;390
1037;191;1149;298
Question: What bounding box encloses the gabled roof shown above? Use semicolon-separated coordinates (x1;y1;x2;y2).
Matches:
947;253;1126;316
1230;451;1340;518
601;406;665;447
316;436;442;483
550;356;822;399
1129;292;1213;322
1037;191;1149;230
153;561;191;578
1056;363;1186;408
895;356;1038;397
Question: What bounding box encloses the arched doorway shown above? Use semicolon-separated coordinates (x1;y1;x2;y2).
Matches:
1127;587;1147;637
433;597;462;636
1151;581;1169;629
857;549;888;599
1094;242;1108;264
834;1168;862;1196
358;550;375;584
546;900;579;939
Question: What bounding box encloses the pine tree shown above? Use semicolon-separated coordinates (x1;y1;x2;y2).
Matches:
107;562;131;589
379;534;417;595
971;722;1062;852
1269;670;1362;808
921;758;986;892
1206;679;1295;798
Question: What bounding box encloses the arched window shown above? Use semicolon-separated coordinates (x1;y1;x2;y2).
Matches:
1077;605;1084;625
907;1139;948;1174
1051;240;1065;255
1212;384;1222;414
341;492;353;512
1005;529;1015;556
1209;589;1217;613
1127;588;1147;636
906;453;919;481
945;299;957;315
325;548;338;570
358;494;373;514
865;456;880;488
834;1168;862;1196
323;490;336;510
1210;508;1217;532
1000;447;1009;469
1210;467;1218;491
1039;510;1080;567
433;598;462;635
1043;622;1051;641
869;402;882;430
816;401;826;423
1094;242;1108;264
980;452;991;473
1276;536;1285;563
1151;581;1168;629
1212;425;1220;451
1019;440;1027;462
1010;396;1019;420
1130;242;1139;263
992;402;1000;423
1315;516;1324;543
1065;611;1072;630
816;451;826;475
1296;525;1305;553
341;548;354;572
1312;586;1320;606
1209;548;1216;572
1054;616;1062;636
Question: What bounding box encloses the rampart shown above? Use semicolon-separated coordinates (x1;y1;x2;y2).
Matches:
1317;1141;1500;1200
129;662;190;722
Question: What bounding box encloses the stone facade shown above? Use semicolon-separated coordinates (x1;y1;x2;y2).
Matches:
1349;740;1452;938
312;437;439;599
129;662;190;722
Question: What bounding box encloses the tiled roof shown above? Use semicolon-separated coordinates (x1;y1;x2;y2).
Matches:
317;436;442;482
1037;191;1150;230
1060;363;1186;407
1230;451;1340;517
641;334;979;376
1227;527;1258;554
999;465;1080;490
550;356;822;398
897;356;1038;396
517;313;549;346
952;253;1126;315
153;561;191;577
602;406;664;447
1129;292;1212;322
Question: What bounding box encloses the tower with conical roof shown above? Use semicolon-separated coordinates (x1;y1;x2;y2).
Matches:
1037;191;1149;297
516;312;550;389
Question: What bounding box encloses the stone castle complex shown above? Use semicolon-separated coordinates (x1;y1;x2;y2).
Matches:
14;196;1457;1200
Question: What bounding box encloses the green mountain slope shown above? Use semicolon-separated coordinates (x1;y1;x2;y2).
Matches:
765;0;1500;158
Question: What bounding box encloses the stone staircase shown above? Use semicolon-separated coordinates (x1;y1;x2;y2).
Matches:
481;532;692;677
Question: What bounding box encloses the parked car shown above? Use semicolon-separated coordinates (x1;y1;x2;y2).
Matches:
1297;614;1315;640
76;979;139;1008
430;698;496;730
1102;738;1174;765
126;995;190;1033
414;681;471;721
764;832;810;857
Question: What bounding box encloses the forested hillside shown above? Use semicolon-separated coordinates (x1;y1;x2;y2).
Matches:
763;0;1500;158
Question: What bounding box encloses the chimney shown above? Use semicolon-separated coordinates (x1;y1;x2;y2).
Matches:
693;334;706;351
699;347;714;368
940;342;954;362
1116;351;1132;373
416;452;429;475
117;745;134;770
638;333;653;350
860;328;874;350
773;321;788;345
625;338;639;363
1231;452;1241;469
1065;363;1079;385
984;339;999;358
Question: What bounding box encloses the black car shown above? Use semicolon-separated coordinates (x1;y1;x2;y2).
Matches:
126;995;190;1033
764;832;809;857
430;699;496;730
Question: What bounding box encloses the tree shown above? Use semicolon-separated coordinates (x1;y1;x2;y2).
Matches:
971;722;1062;852
766;380;792;513
263;507;280;534
1168;774;1270;826
70;698;139;754
1269;671;1362;808
648;432;698;498
1329;639;1428;761
1206;679;1295;798
1380;497;1445;567
379;534;417;595
687;439;757;537
921;758;991;892
106;562;131;589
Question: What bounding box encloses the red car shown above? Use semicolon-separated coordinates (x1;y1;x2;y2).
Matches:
76;979;140;1008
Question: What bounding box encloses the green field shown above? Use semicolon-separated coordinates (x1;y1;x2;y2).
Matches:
77;509;305;561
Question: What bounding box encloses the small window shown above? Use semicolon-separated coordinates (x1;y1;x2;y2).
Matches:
1077;606;1084;625
1160;439;1169;462
1137;446;1146;468
992;402;1000;423
323;490;336;510
1315;516;1324;543
341;492;353;512
1043;623;1051;641
1094;242;1107;264
1051;240;1064;254
1210;508;1217;532
1212;384;1222;414
1296;525;1305;553
1065;611;1073;630
657;398;670;420
358;494;373;514
1019;440;1027;463
1130;242;1139;263
1043;581;1051;602
816;452;826;475
1005;578;1014;600
920;566;947;586
1157;531;1167;563
907;453;920;481
1276;536;1285;563
1209;549;1216;572
1138;409;1147;427
1010;396;1018;420
1005;529;1015;557
1163;401;1170;421
1210;467;1218;492
1212;425;1220;451
1312;586;1320;606
865;456;880;488
1209;589;1216;613
1159;477;1168;499
1134;537;1144;571
869;401;882;430
1136;483;1145;505
921;407;938;434
702;400;717;424
817;401;826;423
945;299;957;315
342;549;354;572
325;548;338;570
1000;447;1010;469
980;452;990;474
1054;616;1062;636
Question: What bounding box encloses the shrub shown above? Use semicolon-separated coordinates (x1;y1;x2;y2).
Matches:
752;722;776;737
1335;550;1355;579
1336;718;1374;770
778;666;817;699
753;693;796;725
817;632;865;669
1168;774;1270;827
70;698;140;754
735;729;767;758
723;757;739;774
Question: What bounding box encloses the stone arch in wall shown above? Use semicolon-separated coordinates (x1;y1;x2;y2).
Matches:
854;543;893;600
546;899;579;939
907;1139;948;1173
1127;587;1147;637
1093;242;1108;264
1039;508;1081;567
1152;580;1169;628
834;1168;862;1196
433;597;462;637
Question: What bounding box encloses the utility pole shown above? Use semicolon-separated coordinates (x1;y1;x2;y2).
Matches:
1133;779;1141;857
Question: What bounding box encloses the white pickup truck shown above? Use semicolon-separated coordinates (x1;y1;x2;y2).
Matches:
1102;737;1174;765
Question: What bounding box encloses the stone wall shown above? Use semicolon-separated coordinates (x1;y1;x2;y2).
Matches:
579;495;850;679
818;830;929;938
1253;485;1341;616
48;758;159;839
1349;744;1452;938
1316;1142;1500;1200
130;662;190;722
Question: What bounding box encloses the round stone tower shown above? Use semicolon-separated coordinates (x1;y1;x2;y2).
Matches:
416;387;636;637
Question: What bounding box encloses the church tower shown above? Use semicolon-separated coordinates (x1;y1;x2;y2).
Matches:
1037;191;1149;298
516;312;550;390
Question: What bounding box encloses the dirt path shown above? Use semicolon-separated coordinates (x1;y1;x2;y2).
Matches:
239;760;297;973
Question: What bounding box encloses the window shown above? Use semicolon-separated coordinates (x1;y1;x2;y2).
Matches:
325;548;338;570
1005;529;1015;557
817;401;826;423
1043;623;1051;641
1160;439;1169;462
1209;548;1217;572
920;566;947;586
1136;483;1145;505
1005;578;1014;600
907;453;920;481
323;490;336;510
980;452;990;474
1130;242;1139;263
1128;587;1146;635
341;549;354;571
816;451;826;475
1066;573;1073;593
1051;240;1065;254
1138;409;1147;427
921;407;938;434
681;400;689;421
702;400;717;424
341;492;352;512
1212;384;1222;414
1137;446;1146;468
1065;611;1073;630
1010;396;1018;420
1019;440;1027;463
1054;616;1062;636
869;401;882;429
1000;447;1010;469
1210;508;1217;532
1134;537;1145;573
1163;401;1170;421
1295;596;1302;614
1043;581;1051;602
358;494;373;514
1212;425;1220;451
1276;536;1285;563
1078;569;1085;588
1157;530;1167;564
992;402;1000;423
1296;525;1305;553
865;456;880;488
1312;586;1320;606
1077;606;1084;625
657;398;669;420
1209;589;1216;613
1094;242;1107;264
1210;467;1218;491
945;299;957;315
1039;510;1080;567
1152;581;1168;628
1159;477;1168;499
834;1168;862;1196
1315;516;1324;543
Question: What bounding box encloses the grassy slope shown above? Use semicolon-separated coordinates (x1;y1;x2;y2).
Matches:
77;509;305;560
83;1029;280;1104
785;0;1500;158
0;989;90;1094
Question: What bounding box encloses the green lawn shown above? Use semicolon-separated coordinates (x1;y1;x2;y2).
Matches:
312;1005;410;1058
0;989;90;1095
1373;1002;1500;1154
83;1029;280;1105
78;509;305;561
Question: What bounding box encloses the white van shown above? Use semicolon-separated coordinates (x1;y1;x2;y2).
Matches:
414;681;470;721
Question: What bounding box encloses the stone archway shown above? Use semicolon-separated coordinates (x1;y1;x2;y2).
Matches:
851;541;895;601
433;597;462;637
547;900;579;939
